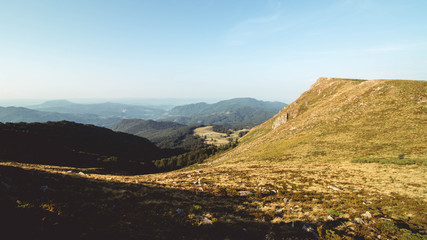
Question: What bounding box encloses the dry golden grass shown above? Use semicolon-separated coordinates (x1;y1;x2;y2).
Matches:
2;78;426;239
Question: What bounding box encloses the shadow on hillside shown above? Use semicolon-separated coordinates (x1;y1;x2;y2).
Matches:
0;164;362;240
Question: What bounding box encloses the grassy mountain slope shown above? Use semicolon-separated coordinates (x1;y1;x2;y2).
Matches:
147;78;426;238
162;97;286;128
224;78;426;163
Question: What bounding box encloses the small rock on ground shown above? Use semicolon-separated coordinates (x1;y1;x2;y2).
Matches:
238;191;252;196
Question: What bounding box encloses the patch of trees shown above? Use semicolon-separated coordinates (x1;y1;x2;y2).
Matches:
153;141;238;171
112;119;206;151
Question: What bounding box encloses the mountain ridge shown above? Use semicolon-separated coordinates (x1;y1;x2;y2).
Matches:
162;97;286;128
213;78;426;164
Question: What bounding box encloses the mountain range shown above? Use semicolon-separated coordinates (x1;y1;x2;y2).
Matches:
162;98;286;128
0;106;122;127
1;98;286;129
28;100;165;119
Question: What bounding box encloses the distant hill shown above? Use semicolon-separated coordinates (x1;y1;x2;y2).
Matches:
112;119;205;151
0;121;162;172
0;106;121;127
161;98;286;128
113;119;185;137
29;100;165;119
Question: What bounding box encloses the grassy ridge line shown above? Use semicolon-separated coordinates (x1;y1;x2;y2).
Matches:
216;78;426;164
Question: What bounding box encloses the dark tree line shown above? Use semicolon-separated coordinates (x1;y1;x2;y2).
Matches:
153;141;238;171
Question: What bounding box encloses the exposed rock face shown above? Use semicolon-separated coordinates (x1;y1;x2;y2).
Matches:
272;113;289;129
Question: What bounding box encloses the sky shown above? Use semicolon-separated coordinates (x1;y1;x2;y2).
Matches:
1;0;426;104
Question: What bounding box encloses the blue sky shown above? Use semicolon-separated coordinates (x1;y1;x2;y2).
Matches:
1;0;426;103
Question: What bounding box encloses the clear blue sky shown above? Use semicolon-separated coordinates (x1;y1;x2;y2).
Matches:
1;0;426;103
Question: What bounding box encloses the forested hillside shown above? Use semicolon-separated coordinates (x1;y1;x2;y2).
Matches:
112;119;206;151
161;98;286;128
0;121;162;172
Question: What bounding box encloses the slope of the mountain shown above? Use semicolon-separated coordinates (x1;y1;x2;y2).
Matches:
29;100;165;119
1;78;426;239
220;78;426;163
0;106;121;127
141;78;426;239
0;121;162;172
112;119;205;150
161;98;286;128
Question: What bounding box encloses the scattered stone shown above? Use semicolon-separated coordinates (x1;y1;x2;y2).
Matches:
193;179;201;185
302;224;314;233
107;177;112;180
78;172;85;176
173;208;185;217
66;170;73;173
283;198;291;203
377;235;381;239
349;227;355;231
193;215;212;225
187;174;192;178
270;190;278;195
361;211;372;219
40;185;49;192
195;170;203;173
327;185;341;191
354;218;365;225
380;217;391;221
238;191;252;196
135;180;139;183
327;215;334;221
197;187;204;192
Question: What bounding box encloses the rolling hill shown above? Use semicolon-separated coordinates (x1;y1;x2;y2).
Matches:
112;119;185;138
0;106;122;127
0;121;162;172
29;100;165;119
161;98;286;128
